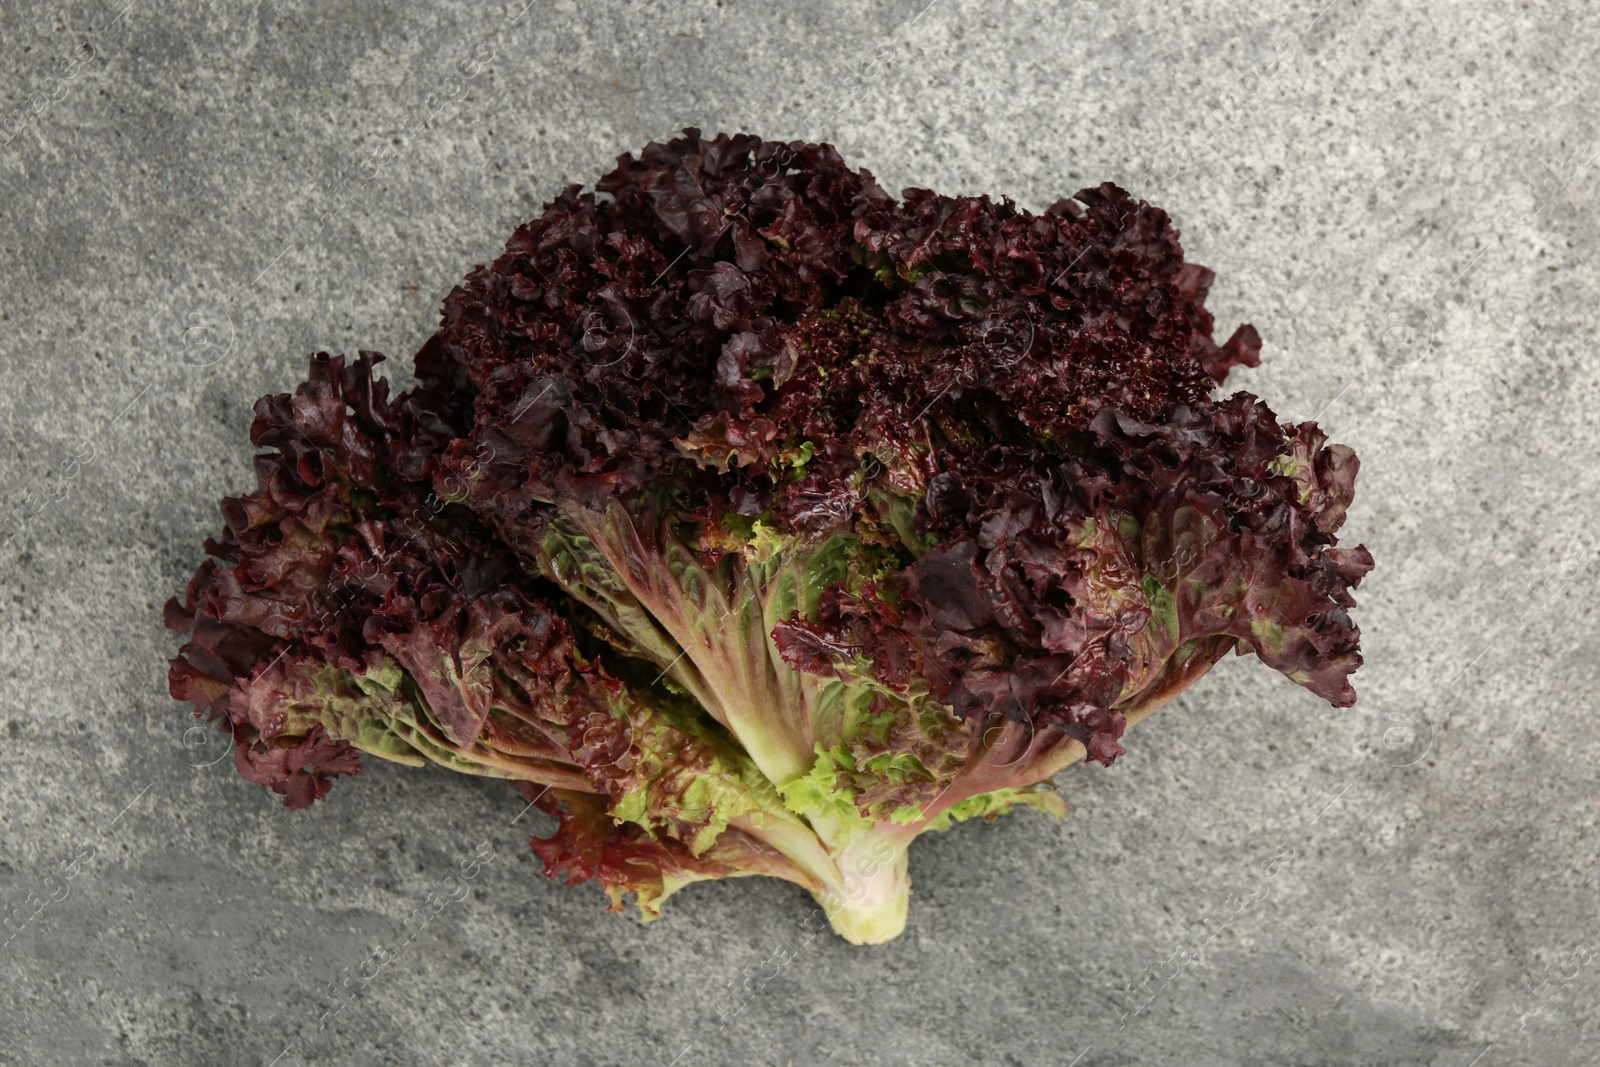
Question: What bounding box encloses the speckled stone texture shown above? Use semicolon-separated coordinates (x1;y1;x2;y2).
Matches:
2;1;1598;1064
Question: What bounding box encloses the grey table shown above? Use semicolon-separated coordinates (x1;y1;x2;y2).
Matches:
2;1;1597;1064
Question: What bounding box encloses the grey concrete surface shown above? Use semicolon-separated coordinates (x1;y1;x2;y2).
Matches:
1;0;1597;1064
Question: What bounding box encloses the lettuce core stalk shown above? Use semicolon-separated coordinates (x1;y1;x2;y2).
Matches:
167;130;1371;944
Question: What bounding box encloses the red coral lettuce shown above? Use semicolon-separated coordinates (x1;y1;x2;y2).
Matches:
168;129;1370;944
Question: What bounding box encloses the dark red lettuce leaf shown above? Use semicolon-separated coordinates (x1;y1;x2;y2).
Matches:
776;394;1370;764
167;352;589;804
417;130;1254;549
520;785;817;919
